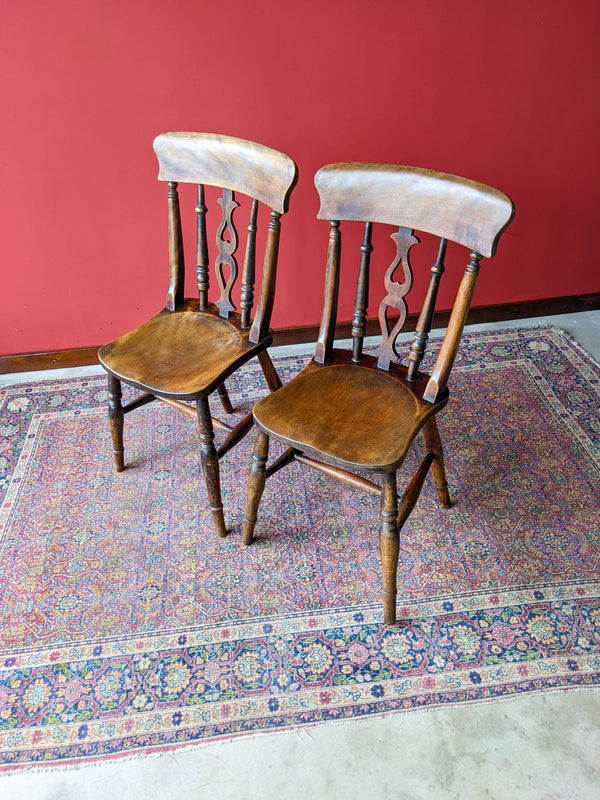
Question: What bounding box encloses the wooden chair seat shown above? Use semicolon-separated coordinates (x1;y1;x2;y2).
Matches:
99;300;265;401
253;350;443;471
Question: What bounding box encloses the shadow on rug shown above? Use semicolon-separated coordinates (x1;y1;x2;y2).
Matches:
0;326;598;770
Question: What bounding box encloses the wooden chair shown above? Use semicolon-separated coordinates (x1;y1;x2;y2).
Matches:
98;132;298;538
242;162;515;624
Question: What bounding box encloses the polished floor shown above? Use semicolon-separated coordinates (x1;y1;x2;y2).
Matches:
1;311;599;799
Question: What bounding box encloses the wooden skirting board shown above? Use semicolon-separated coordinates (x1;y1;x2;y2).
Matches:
1;293;599;375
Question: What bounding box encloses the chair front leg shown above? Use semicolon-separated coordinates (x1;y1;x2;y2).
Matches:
379;471;399;626
242;431;270;545
423;416;453;509
196;397;228;538
107;374;125;473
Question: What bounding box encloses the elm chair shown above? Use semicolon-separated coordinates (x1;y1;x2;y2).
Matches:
242;162;515;624
98;132;298;538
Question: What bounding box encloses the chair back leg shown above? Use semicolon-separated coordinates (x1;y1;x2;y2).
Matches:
257;350;283;392
422;417;453;509
216;382;234;414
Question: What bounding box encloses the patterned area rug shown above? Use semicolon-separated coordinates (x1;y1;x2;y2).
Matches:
0;326;599;770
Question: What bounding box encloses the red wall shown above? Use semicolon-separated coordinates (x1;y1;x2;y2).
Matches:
2;0;599;356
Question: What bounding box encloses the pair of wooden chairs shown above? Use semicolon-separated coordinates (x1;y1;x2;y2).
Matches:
98;133;514;625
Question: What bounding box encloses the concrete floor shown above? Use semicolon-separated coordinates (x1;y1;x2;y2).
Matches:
1;311;599;799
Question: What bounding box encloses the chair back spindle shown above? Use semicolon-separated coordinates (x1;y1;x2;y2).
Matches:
195;184;209;310
315;220;342;364
351;222;373;364
406;237;447;382
166;182;185;311
423;250;482;402
240;199;259;329
249;210;282;344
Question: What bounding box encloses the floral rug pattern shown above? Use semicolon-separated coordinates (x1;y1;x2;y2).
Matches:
0;327;599;769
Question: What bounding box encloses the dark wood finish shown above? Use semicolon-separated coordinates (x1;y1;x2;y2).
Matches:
0;346;103;374
377;227;418;370
295;454;383;497
107;374;125;473
249;211;282;344
96;132;297;537
195;184;209;309
166;182;185;311
257;350;283;392
122;393;157;414
351;222;373;363
3;292;598;375
215;188;239;319
242;431;269;546
240;199;259;329
159;396;231;433
253;351;443;472
314;163;515;257
424;251;482;402
196;396;227;538
407;238;447;382
422;416;452;509
154;132;297;214
216;382;234;414
379;472;399;626
243;162;515;625
315;220;341;364
216;412;254;459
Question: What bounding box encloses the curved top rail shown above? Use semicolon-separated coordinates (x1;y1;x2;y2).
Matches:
315;163;514;257
154;132;298;214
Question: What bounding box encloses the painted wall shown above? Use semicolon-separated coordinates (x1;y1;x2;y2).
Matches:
1;0;599;356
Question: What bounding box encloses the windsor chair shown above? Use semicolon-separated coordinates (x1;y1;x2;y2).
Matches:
98;132;298;538
242;162;514;624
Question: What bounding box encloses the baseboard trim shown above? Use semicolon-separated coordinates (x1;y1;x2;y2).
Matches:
1;293;598;375
270;292;600;346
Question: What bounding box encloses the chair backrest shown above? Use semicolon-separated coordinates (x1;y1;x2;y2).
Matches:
313;163;515;402
153;132;298;343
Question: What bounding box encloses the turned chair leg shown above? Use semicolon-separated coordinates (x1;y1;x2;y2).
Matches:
107;374;125;473
242;431;270;545
379;472;399;626
196;397;227;538
423;416;453;509
257;350;283;392
216;382;234;414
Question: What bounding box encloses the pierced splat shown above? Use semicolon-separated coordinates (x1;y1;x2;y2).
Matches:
377;227;419;370
215;188;240;318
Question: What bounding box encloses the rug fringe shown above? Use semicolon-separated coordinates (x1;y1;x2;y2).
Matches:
3;685;600;776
